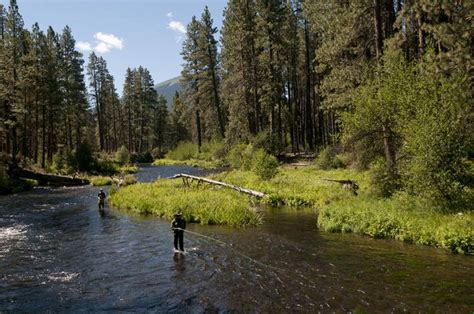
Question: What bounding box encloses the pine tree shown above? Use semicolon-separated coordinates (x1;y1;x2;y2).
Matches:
1;0;25;159
181;16;204;150
197;6;226;139
58;25;88;151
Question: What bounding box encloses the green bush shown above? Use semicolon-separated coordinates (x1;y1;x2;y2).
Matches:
200;140;227;161
251;130;284;155
123;174;137;186
165;141;199;160
342;49;472;208
227;143;254;170
115;145;130;165
369;158;401;197
251;149;279;180
130;152;153;163
151;147;163;159
95;160;119;175
119;165;138;174
315;146;345;170
90;176;113;186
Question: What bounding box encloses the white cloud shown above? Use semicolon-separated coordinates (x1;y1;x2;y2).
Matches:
166;12;173;18
168;21;186;34
76;32;124;54
94;32;124;50
76;41;92;52
95;42;110;54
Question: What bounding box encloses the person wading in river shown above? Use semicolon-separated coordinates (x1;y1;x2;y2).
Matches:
171;212;186;252
98;188;106;210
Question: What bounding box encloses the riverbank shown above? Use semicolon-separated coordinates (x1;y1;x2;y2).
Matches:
109;164;472;253
109;178;262;227
152;158;222;170
212;166;473;254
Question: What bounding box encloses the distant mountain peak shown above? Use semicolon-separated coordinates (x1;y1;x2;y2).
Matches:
154;76;182;109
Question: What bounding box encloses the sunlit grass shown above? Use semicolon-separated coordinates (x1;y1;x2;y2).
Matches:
211;166;367;207
318;195;473;254
152;158;221;169
90;176;113;186
110;179;262;227
212;166;473;254
118;165;138;174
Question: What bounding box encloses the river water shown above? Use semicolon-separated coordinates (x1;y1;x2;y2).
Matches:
1;166;472;312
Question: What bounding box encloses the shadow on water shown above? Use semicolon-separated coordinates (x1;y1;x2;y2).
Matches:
0;165;472;312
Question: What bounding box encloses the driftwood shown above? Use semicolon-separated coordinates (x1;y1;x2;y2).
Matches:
13;168;89;186
321;178;359;195
170;173;266;198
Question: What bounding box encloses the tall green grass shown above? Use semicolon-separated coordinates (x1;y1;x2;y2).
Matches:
90;176;113;186
318;195;473;254
152;158;221;169
212;166;473;254
212;167;366;207
110;179;262;227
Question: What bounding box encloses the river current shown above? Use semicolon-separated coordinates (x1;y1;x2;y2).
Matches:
0;165;472;312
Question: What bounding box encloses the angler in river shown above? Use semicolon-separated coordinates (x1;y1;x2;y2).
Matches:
97;188;106;211
171;212;186;252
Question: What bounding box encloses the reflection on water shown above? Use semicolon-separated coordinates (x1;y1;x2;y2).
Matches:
0;165;472;311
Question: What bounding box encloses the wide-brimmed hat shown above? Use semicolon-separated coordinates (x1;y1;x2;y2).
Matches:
174;212;182;216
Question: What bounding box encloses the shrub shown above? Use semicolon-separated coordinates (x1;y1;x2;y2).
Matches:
95;160;119;175
130;152;154;163
90;176;113;186
252;130;284;155
369;158;401;197
119;165;138;174
151;147;164;159
315;146;345;170
123;174;137;186
200;140;227;161
252;149;279;180
52;153;65;172
115;145;130;165
165;141;199;161
227;144;253;170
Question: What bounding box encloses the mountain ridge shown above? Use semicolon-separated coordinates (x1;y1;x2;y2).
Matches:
154;76;182;109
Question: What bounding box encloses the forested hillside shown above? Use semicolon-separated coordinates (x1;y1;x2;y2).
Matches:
0;0;472;207
154;76;182;108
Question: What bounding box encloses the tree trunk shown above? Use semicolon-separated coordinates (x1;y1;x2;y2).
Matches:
195;109;202;153
171;173;265;198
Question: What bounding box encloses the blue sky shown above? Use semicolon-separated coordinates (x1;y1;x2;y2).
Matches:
7;0;226;93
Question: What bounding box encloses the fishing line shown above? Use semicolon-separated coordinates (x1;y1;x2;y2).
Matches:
173;228;282;271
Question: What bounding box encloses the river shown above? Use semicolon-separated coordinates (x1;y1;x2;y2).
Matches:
1;165;472;312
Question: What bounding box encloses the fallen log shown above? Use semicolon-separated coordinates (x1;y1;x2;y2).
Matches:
170;173;266;198
13;169;89;186
321;178;359;195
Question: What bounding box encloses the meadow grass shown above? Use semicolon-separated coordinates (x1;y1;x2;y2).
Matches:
318;195;473;254
211;166;367;207
90;176;113;186
110;179;262;227
119;165;138;174
152;158;222;169
212;166;473;254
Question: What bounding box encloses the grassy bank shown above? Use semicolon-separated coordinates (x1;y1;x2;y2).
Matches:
318;196;473;254
109;179;262;227
90;174;137;187
212;166;472;254
152;158;221;169
0;177;39;194
212;167;366;207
